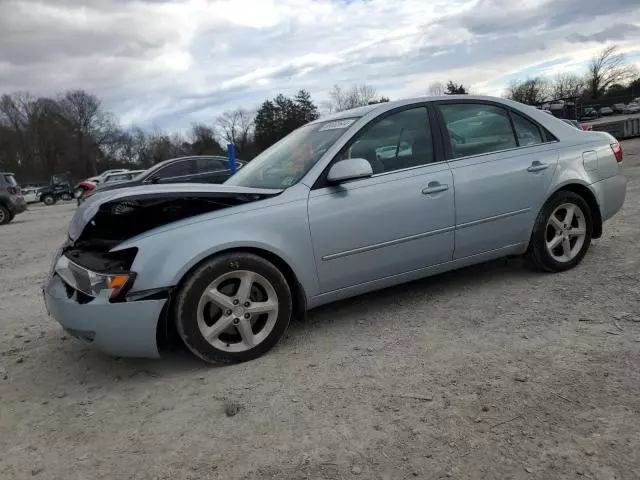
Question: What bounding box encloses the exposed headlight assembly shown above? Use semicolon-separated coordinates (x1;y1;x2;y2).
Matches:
54;255;135;302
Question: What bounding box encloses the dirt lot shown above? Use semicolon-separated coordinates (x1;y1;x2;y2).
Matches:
1;139;640;480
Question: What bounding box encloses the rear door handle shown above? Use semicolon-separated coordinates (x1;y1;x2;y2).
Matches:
422;182;449;195
527;161;549;172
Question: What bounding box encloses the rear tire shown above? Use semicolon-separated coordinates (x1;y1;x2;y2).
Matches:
174;252;293;364
61;193;72;201
0;205;11;225
526;191;593;272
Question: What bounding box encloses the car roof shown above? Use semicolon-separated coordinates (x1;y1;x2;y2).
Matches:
149;155;237;169
0;172;15;175
309;95;550;124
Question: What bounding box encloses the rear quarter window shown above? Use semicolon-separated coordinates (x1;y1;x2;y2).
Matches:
511;112;544;146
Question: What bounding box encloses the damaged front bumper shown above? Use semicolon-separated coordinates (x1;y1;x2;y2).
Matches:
44;184;283;359
43;247;166;359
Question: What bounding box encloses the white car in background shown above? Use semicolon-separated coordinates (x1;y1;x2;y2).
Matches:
376;142;411;160
21;186;43;203
89;169;131;185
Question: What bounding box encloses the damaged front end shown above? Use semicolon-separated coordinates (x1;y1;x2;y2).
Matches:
57;184;282;303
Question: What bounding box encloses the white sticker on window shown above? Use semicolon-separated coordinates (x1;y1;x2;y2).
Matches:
318;119;356;131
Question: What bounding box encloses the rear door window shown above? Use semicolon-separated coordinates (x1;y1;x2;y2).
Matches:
156;159;198;179
439;104;517;158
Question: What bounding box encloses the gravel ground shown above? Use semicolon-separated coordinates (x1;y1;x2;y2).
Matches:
1;139;640;480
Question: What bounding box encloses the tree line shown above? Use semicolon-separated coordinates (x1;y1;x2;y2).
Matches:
2;44;637;183
505;45;640;105
0;83;391;183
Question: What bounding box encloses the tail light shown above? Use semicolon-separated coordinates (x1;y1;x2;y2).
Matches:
7;187;18;195
610;143;623;163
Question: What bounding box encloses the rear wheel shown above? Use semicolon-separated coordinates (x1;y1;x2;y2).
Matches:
174;252;292;364
61;193;72;201
526;191;593;272
0;205;11;225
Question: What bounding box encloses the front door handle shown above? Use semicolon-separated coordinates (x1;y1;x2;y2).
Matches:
527;161;549;172
422;182;449;195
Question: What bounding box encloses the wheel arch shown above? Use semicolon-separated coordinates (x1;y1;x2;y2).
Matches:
549;183;603;239
157;245;308;351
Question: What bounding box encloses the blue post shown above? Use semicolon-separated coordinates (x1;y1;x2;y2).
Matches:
227;143;236;174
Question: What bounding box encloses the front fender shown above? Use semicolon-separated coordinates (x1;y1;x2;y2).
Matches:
118;197;319;302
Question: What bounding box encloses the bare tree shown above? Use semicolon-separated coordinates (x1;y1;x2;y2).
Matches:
428;82;444;96
189;123;224;156
215;108;255;152
0;93;40;173
586;45;638;99
505;77;550;105
324;84;381;113
551;73;584;100
58;90;114;176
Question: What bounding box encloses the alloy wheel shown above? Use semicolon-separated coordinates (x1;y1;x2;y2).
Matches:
196;270;279;353
545;203;587;263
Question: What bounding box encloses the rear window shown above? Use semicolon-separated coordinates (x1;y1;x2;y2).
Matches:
3;175;17;187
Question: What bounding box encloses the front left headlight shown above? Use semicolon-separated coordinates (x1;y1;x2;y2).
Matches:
54;255;135;302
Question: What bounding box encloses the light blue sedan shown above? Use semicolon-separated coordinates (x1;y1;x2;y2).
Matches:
44;96;627;363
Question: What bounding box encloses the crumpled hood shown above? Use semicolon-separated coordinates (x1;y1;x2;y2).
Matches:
68;183;282;242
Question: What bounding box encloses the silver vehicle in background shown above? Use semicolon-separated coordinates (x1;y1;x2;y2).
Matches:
44;96;627;363
102;170;146;183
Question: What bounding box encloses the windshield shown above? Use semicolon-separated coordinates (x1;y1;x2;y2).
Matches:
225;118;357;189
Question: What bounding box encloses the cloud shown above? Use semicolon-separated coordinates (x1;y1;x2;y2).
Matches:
569;23;640;43
1;0;640;130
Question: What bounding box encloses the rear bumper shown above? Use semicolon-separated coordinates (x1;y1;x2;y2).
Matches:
44;274;165;359
592;174;627;222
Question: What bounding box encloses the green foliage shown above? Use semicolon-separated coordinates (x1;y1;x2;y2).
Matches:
445;81;468;94
254;90;320;151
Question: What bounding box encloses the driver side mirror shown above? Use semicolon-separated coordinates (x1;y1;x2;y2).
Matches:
327;158;373;184
150;175;161;184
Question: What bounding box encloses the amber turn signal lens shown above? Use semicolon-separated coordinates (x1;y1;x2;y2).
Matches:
107;274;130;299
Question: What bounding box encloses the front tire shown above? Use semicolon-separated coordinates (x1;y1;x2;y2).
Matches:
174;252;293;364
526;191;593;272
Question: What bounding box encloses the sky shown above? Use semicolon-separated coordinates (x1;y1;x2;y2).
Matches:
1;0;640;131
